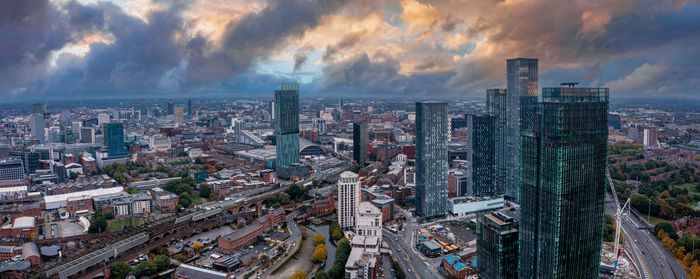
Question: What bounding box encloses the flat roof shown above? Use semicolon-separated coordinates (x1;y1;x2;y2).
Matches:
44;187;125;206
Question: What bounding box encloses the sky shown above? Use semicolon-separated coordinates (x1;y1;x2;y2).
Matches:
1;0;699;100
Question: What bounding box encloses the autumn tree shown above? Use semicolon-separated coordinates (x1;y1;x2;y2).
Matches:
313;233;326;246
289;270;307;279
311;244;327;263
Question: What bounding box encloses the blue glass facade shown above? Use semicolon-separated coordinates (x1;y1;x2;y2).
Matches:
104;123;126;157
274;83;300;168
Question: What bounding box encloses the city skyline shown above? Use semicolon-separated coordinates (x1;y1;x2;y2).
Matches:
1;0;699;100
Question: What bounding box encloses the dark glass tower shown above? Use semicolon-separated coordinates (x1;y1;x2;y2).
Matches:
477;211;519;279
104;123;127;157
467;114;496;196
167;100;174;115
505;58;538;203
415;102;448;218
353;122;368;164
519;87;609;279
487;88;507;192
274;83;300;168
187;99;193;116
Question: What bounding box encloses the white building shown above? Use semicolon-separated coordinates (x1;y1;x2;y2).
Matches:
97;113;111;126
149;134;171;151
338;171;360;230
30;113;45;143
132;193;152;215
356;202;382;241
448;196;504;217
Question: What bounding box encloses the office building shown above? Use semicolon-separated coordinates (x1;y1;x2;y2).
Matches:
519;87;608;279
353;122;368;164
415;102;448;218
174;106;184;123
466;114;497;196
30;113;45;143
608;113;621;130
71;121;82;140
80;127;95;144
32;103;42;114
477;211;519;279
356;202;382;240
487;88;507;191
187;99;193;116
10;152;39;174
97;113;110;126
167;100;174;115
103;123;127;157
338;171;360;230
0;159;24;181
505;58;538;203
274;83;300;168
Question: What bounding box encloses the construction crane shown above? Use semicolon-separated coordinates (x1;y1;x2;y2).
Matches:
607;167;631;272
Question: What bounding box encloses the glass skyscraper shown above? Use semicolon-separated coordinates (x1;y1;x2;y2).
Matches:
477;211;519;279
505;58;538;203
519;87;609;279
487;88;507;192
415;102;448;218
104;123;127;157
467;114;496;196
274;83;300;168
353;122;368;164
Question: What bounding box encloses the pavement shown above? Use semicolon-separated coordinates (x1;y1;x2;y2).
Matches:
383;206;441;279
607;194;689;279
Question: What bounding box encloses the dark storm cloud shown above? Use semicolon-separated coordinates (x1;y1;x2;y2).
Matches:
293;53;308;72
0;0;69;93
322;30;367;62
322;52;455;96
184;0;348;86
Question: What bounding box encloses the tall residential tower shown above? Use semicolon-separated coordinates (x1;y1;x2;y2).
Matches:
415;102;448;218
274;83;300;168
519;86;609;279
338;171;361;230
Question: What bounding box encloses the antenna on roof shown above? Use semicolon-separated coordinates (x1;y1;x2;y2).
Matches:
560;82;579;87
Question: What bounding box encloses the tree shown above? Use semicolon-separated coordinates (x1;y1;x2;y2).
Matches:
279;192;291;205
313;234;326;246
199;184;212;198
70;172;79;179
312;244;327;263
89;213;108;233
133;261;157;277
192;241;203;252
332;228;343;241
179;192;192;208
289;270;307;279
154;255;170;271
314;272;330;279
655;222;679;240
125;187;139;194
110;262;132;279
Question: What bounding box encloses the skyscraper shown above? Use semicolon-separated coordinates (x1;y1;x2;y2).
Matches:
415;102;448;218
0;158;25;181
338;171;360;230
104;123;127;157
187;99;193;117
30;113;45;143
519;86;608;279
466;114;496;196
167;100;175;115
32;103;42;114
487;89;507;191
174;106;184;123
505;58;538;203
477;211;519;279
81;127;95;143
353;122;368;164
274;83;300;168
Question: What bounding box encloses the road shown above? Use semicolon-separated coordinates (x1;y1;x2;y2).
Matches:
383;206;441;279
607;195;689;279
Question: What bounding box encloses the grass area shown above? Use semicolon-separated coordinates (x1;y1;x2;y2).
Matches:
647;216;670;226
107;217;148;232
674;183;700;195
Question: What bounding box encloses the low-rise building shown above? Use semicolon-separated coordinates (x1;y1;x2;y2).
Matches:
66;195;94;217
151;187;179;211
218;208;286;252
174;263;232;279
448;196;504;217
1;216;36;239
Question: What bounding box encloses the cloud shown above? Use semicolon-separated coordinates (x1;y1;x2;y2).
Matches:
293;53;308;72
604;63;689;95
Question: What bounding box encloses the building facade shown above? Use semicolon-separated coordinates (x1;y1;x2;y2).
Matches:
486;88;507;191
519;87;608;279
356;202;382;240
467;114;496;196
0;159;24;181
505;58;538;203
353;122;369;164
274;83;300;168
477;211;519;279
338;171;361;230
415;102;448;218
103;123;127;157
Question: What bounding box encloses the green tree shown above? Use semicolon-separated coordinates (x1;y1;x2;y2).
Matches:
179;192;192;208
154;255;170;271
110;262;131;279
279;192;291;205
133;261;157;277
89;213;108;233
104;212;115;220
199;185;212;198
655;222;679;240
